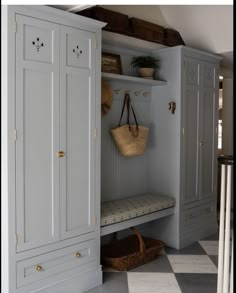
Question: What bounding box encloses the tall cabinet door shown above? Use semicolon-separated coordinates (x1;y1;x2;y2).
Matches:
182;57;201;204
198;61;218;200
59;25;96;240
15;15;60;252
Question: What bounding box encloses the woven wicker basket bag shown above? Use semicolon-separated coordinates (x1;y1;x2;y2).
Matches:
111;93;149;156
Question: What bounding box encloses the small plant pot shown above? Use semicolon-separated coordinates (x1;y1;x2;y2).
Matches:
138;68;155;79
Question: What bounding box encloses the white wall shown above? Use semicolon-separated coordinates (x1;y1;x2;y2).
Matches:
102;31;166;51
222;78;233;155
220;66;233;79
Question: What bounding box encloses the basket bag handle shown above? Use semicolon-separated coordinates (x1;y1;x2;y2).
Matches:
131;227;146;255
118;93;139;136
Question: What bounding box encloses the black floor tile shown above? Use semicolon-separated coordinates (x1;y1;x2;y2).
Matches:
201;233;219;241
209;255;218;267
165;242;207;255
85;273;128;293
129;255;173;273
175;273;217;293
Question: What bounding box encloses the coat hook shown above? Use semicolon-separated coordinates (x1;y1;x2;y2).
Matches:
124;89;131;94
169;101;176;114
134;90;142;96
114;88;121;94
143;91;150;97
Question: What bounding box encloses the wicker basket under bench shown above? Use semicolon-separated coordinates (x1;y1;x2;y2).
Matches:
102;227;165;271
101;193;176;236
101;194;175;270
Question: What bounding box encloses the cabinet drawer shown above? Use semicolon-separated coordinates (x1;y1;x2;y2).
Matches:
17;239;96;288
183;202;216;231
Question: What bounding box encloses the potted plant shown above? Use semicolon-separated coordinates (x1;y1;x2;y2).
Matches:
131;56;160;79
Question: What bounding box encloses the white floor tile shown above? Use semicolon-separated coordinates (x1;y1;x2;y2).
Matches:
127;272;182;293
167;255;217;274
199;241;219;255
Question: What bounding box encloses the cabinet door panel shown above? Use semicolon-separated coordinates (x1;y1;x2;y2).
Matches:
184;88;199;203
182;58;200;204
203;63;216;89
15;15;60;252
199;62;218;199
23;22;53;64
60;25;96;240
66;31;92;69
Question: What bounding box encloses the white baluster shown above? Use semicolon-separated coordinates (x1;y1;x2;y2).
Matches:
223;165;232;293
229;233;233;293
217;164;226;293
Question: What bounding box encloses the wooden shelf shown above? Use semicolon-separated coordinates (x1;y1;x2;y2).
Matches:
102;72;167;86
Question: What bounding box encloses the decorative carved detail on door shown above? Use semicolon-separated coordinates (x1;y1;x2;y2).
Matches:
32;38;44;52
73;46;83;58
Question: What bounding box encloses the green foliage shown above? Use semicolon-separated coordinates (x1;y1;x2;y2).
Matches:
131;56;160;68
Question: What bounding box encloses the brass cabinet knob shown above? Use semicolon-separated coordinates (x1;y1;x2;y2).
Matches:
36;265;43;271
57;151;65;157
75;252;81;258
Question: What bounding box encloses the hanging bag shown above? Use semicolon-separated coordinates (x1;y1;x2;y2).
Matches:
111;93;149;156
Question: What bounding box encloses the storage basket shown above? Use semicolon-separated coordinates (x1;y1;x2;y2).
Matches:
101;227;165;271
129;17;165;44
77;6;130;33
163;28;185;46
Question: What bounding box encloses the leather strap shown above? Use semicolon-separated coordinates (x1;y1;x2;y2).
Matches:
126;95;139;130
118;93;129;126
118;93;139;132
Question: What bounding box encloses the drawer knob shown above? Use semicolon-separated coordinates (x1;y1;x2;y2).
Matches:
75;252;81;258
36;265;43;271
57;151;65;158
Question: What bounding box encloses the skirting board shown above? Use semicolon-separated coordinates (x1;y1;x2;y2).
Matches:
101;207;175;236
179;222;218;249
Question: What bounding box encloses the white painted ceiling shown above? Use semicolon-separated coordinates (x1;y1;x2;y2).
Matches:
51;5;233;76
159;5;233;54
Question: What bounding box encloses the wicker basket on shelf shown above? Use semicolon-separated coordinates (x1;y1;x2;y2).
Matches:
101;227;165;271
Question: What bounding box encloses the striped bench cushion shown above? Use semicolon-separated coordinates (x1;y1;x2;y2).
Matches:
101;193;175;227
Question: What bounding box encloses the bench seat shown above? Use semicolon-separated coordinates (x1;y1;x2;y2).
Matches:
101;193;175;236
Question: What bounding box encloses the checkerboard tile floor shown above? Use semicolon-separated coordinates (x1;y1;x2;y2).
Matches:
86;233;219;293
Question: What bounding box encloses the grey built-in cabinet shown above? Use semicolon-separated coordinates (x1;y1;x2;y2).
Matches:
182;57;218;205
149;46;221;248
2;5;105;293
2;5;221;293
16;15;98;250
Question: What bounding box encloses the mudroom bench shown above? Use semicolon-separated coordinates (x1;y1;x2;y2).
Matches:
101;194;176;236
